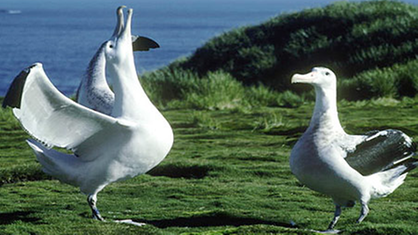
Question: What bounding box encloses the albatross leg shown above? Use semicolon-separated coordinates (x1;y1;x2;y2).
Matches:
328;205;342;230
86;194;146;226
311;206;342;234
87;194;105;221
357;202;369;224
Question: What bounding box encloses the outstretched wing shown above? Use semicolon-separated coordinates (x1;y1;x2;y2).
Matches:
345;129;416;176
3;63;132;161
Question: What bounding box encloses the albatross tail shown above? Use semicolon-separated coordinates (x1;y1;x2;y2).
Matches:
368;157;418;198
26;139;83;187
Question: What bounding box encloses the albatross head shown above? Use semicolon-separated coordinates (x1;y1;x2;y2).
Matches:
291;67;337;90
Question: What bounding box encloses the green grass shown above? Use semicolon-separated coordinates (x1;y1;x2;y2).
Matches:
1;99;418;234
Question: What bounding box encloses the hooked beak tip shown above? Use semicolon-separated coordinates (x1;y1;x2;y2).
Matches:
291;75;300;84
116;6;126;15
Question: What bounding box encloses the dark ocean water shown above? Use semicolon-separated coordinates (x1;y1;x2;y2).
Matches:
0;0;416;96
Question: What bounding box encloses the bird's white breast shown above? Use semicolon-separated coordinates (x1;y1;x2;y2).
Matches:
290;130;366;200
108;115;173;182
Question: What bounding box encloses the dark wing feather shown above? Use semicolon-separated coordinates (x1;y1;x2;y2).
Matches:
131;35;160;51
345;129;416;176
2;64;36;108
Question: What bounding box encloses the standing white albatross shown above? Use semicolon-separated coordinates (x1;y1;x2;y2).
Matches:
290;67;417;231
2;7;173;222
76;5;159;115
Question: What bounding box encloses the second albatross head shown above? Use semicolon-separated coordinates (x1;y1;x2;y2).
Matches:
291;67;337;91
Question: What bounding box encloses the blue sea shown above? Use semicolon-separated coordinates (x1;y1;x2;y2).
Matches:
1;0;417;96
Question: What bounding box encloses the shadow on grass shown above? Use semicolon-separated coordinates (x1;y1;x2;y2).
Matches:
264;126;307;136
137;212;295;229
147;164;211;179
0;211;42;225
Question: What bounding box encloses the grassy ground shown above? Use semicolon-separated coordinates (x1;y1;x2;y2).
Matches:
1;99;418;235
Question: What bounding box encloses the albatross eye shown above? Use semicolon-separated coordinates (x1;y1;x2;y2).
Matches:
325;72;330;76
109;44;114;48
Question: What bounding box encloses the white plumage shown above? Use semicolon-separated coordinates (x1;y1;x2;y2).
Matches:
3;7;173;222
290;67;417;231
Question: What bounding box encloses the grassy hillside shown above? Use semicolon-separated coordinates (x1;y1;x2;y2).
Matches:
142;0;418;104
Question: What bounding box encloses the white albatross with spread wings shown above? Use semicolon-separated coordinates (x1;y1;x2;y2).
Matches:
290;67;417;232
2;7;173;223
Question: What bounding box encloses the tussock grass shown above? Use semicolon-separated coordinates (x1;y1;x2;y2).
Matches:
141;68;245;110
141;67;309;110
189;111;222;130
252;113;285;132
340;59;418;100
141;57;418;108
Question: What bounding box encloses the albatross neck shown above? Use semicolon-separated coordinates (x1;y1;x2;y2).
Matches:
85;43;108;89
109;58;154;119
308;85;344;134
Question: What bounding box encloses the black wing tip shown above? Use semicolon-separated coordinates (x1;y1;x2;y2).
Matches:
398;157;418;175
2;64;38;109
132;36;160;51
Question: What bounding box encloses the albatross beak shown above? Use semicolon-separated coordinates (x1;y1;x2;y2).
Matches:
291;71;316;84
120;8;133;41
112;6;126;38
